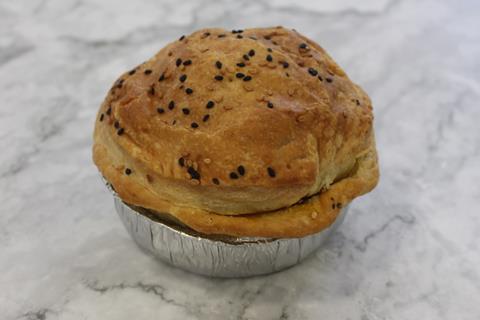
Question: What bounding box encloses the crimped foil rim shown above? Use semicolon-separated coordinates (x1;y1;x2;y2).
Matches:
101;175;348;277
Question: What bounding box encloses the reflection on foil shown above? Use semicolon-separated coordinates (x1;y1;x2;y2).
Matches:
104;178;348;278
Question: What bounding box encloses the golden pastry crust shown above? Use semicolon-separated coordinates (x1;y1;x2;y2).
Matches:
93;26;379;237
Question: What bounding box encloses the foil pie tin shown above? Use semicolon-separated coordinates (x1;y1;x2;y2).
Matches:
105;179;348;278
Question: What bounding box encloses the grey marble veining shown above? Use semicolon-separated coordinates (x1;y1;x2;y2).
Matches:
1;0;479;319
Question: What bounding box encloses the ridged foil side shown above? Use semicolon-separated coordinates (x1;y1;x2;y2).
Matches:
105;177;348;277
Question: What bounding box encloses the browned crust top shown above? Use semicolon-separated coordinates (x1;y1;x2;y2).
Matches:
93;26;379;236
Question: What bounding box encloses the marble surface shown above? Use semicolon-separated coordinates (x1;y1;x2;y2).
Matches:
1;0;479;319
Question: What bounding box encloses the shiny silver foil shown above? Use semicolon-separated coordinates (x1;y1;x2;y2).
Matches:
105;179;348;278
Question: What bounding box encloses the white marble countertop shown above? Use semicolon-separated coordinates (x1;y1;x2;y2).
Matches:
1;0;479;319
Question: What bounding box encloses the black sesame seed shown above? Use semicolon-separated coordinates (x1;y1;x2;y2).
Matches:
106;107;112;115
179;74;187;82
232;30;238;34
243;54;250;61
203;32;210;37
212;178;220;185
336;202;343;209
185;88;193;94
178;157;185;167
182;108;190;115
183;59;192;66
267;101;274;109
237;29;244;33
264;35;271;40
157;108;165;114
144;69;152;75
318;75;323;81
266;54;273;62
332;203;336;210
229;172;239;179
187;166;200;180
218;34;226;38
148;86;155;95
214;75;224;81
356;99;361;106
237;35;243;39
215;61;222;69
308;68;318;76
128;69;136;75
236;62;246;67
243;75;252;81
117;128;124;136
267;48;272;52
99;114;104;122
179;35;185;41
176;58;182;67
168;101;175;110
114;121;120;129
125;168;132;175
237;165;245;176
282;61;289;68
298;196;309;204
267;167;276;178
326;77;333;83
191;122;199;128
158;73;165;81
202;114;210;122
299;43;308;49
248;49;255;57
206;101;215;109
236;72;245;79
